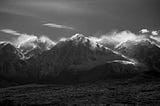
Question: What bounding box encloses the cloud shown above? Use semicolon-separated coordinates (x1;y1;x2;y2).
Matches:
1;29;56;50
43;23;74;30
140;29;149;34
139;29;159;36
1;29;21;36
152;31;158;36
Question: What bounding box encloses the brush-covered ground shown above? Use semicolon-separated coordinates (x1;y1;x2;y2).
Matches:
0;75;160;106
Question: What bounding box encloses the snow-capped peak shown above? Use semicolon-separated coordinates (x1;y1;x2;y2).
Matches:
70;33;89;44
71;33;86;40
69;33;106;50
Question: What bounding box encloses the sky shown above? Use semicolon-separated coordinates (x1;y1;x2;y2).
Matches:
0;0;160;41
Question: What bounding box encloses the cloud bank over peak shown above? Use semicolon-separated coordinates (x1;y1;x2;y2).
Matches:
1;29;56;50
15;34;56;51
87;29;160;48
1;28;160;52
55;29;160;50
87;31;145;48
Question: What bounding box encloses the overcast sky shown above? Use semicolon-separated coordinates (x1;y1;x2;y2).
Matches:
0;0;160;41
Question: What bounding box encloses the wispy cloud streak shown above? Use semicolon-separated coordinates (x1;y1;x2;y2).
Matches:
43;23;74;30
1;29;21;36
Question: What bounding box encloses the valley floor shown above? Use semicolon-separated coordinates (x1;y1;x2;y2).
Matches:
0;80;160;106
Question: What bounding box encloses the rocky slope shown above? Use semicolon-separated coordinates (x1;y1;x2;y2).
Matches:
116;39;160;72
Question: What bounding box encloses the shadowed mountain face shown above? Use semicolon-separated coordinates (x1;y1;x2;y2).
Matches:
0;34;159;85
0;42;24;61
0;42;24;71
0;42;27;85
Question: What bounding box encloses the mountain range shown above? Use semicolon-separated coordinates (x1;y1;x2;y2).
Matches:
0;33;160;84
